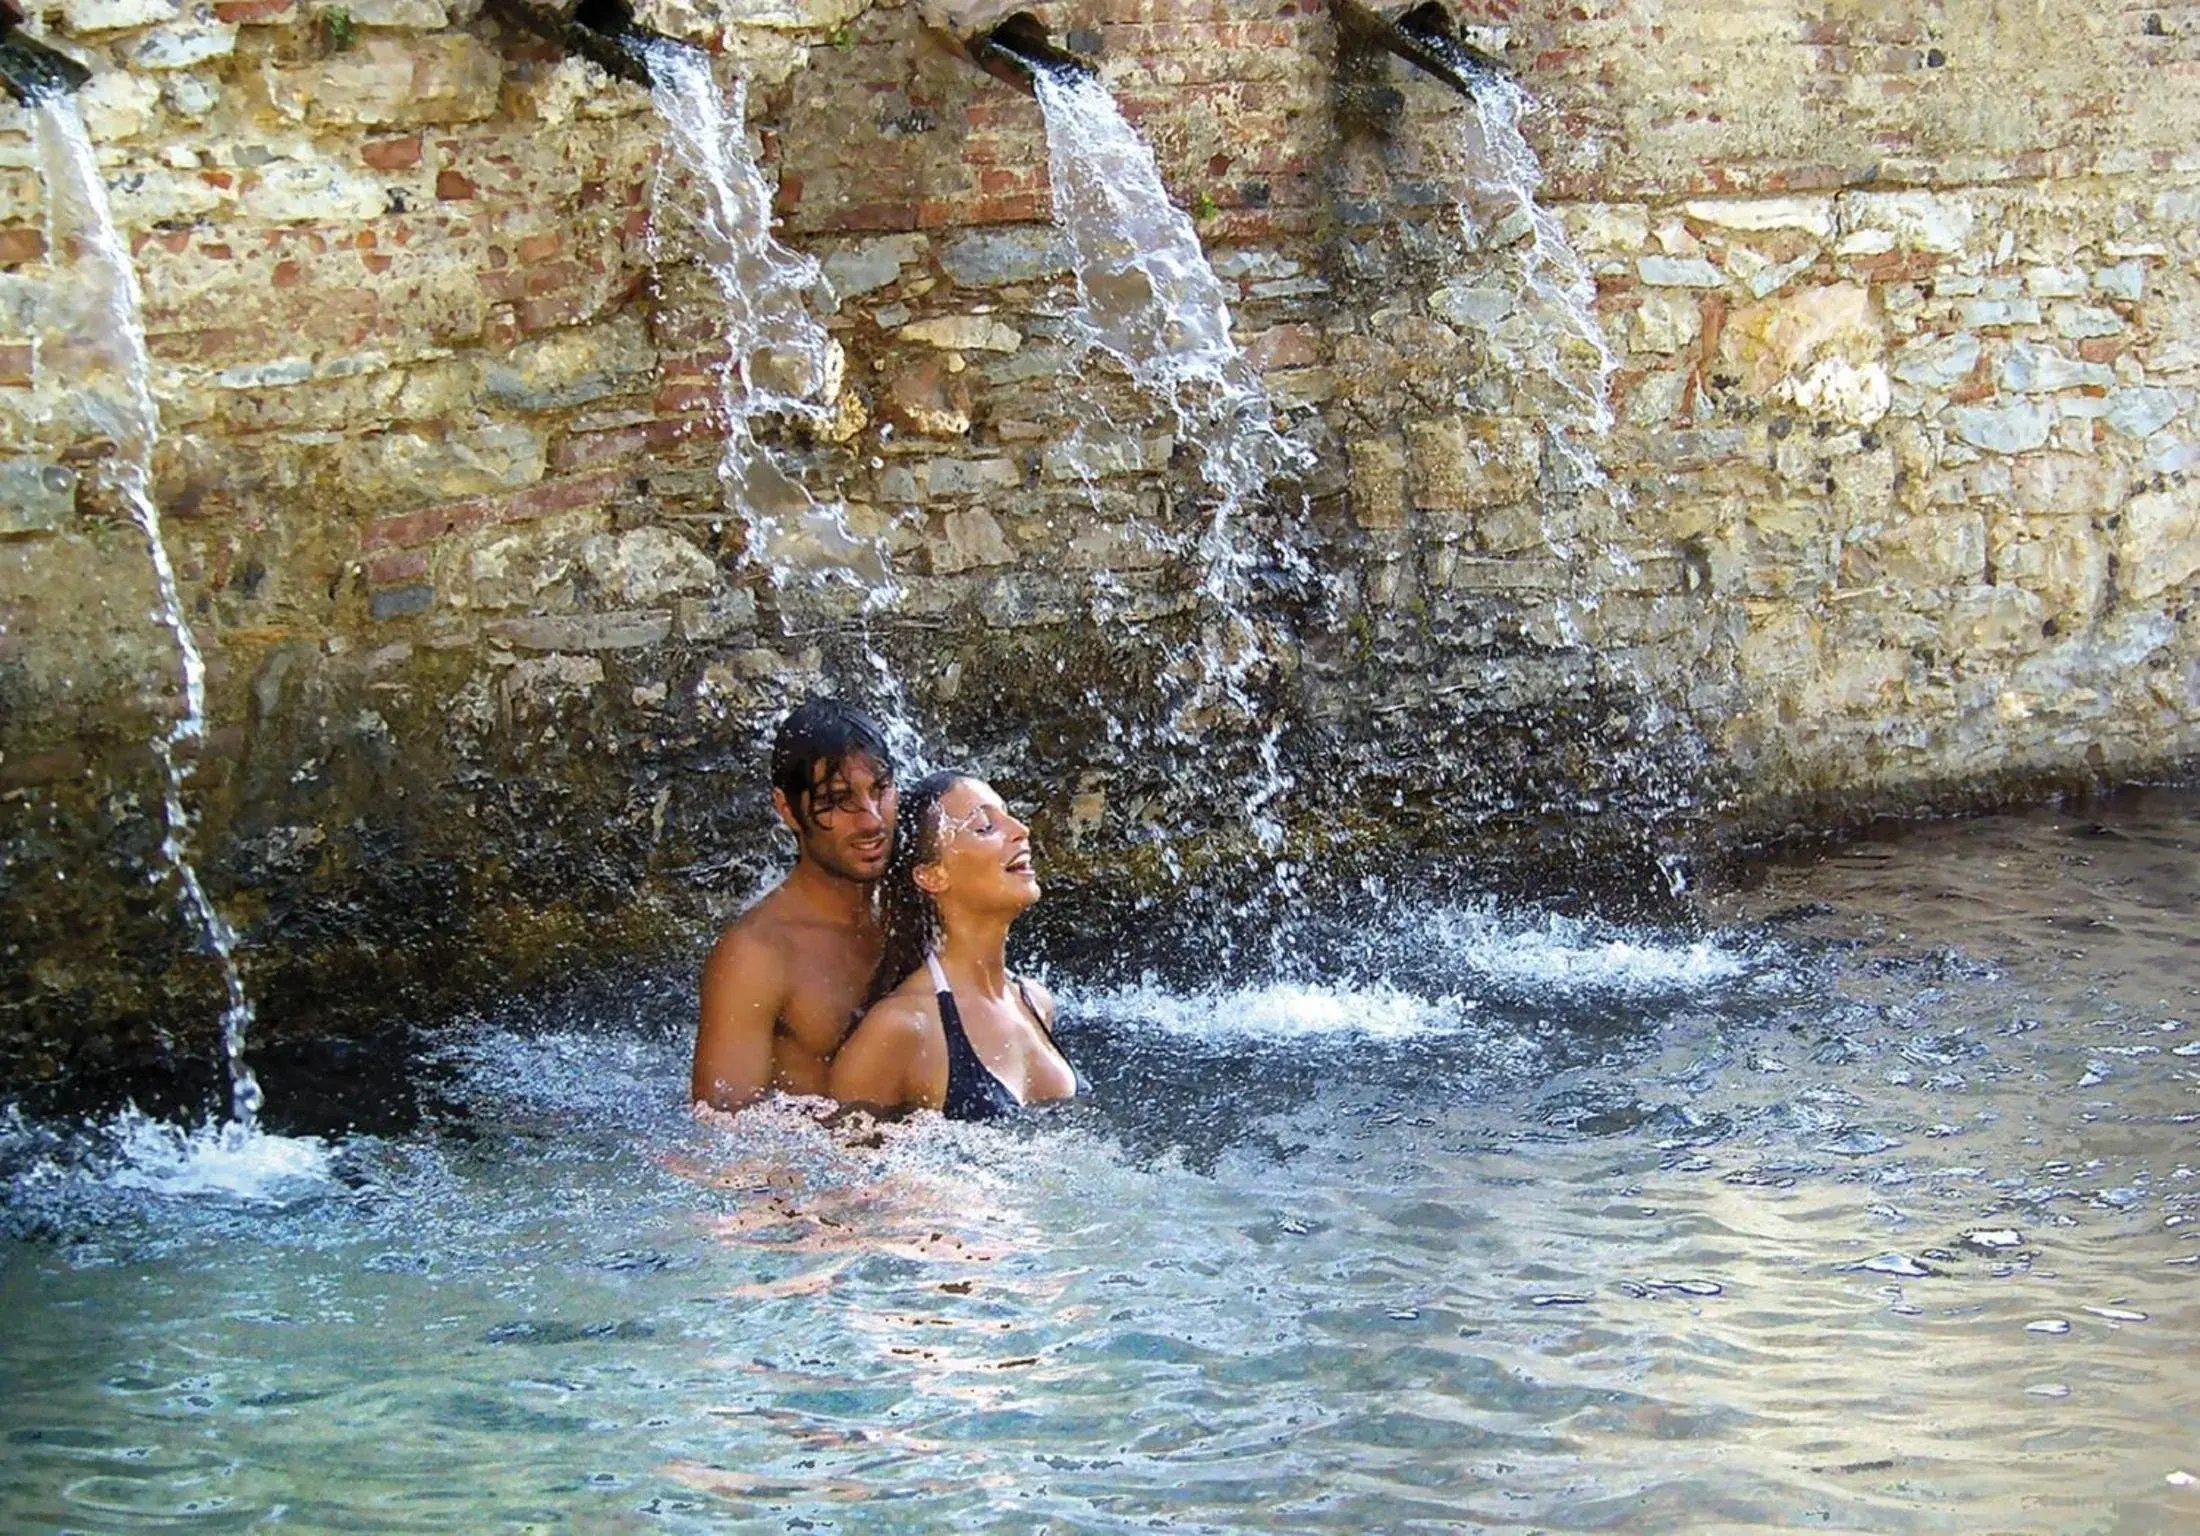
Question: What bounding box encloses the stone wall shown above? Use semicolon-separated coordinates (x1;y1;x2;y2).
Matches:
3;0;2197;1080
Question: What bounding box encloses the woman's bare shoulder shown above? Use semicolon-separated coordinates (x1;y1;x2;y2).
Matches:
1016;972;1058;1026
856;981;936;1038
830;981;944;1109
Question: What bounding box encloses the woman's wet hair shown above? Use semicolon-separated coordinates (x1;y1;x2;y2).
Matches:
770;697;893;825
867;769;969;1006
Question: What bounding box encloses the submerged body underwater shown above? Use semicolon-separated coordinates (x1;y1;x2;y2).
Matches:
4;788;2197;1532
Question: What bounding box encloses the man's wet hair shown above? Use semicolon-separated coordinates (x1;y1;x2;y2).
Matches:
770;697;894;826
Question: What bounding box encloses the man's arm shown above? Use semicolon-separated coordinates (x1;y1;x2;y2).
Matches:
693;927;787;1110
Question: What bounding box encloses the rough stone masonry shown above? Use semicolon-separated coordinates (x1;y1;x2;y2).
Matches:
1;0;2196;1081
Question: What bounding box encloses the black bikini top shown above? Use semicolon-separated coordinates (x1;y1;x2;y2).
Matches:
924;953;1083;1121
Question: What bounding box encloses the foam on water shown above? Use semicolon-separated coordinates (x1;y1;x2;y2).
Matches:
1067;977;1472;1043
1068;902;1758;1045
1404;900;1756;997
8;1106;333;1208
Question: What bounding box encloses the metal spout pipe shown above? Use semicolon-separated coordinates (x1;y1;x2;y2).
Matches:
489;0;688;89
0;0;93;106
1330;0;1508;102
917;4;1096;97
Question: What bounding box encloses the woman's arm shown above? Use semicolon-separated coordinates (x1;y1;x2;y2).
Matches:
828;995;941;1111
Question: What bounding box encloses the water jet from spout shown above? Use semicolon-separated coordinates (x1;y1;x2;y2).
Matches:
490;0;680;88
640;40;924;767
33;99;263;1132
920;4;1097;96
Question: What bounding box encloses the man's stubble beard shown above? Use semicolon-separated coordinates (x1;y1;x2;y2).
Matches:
803;837;888;888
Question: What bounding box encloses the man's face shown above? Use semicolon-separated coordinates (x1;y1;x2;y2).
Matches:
788;754;897;883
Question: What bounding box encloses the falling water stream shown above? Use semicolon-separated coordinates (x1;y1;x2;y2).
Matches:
31;101;276;1153
642;42;879;593
643;40;925;769
1030;67;1307;528
1025;64;1318;858
1430;71;1654;714
1441;75;1616;465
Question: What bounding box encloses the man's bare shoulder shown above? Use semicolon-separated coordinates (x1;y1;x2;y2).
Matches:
702;899;798;993
709;882;807;953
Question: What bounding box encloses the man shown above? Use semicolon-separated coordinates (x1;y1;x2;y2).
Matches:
693;698;900;1110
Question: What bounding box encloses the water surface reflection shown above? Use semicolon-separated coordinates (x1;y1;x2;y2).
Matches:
4;791;2197;1531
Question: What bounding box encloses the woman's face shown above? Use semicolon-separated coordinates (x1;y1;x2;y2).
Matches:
925;778;1039;914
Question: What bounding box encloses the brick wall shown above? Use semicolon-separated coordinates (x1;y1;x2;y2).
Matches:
1;0;2196;1074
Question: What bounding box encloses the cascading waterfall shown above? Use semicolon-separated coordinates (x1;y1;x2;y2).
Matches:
34;99;267;1138
1031;68;1309;540
1029;66;1314;855
1441;74;1615;475
1439;72;1634;654
643;41;881;596
643;41;924;770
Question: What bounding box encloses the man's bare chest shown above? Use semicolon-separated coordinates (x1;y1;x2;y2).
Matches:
774;930;877;1053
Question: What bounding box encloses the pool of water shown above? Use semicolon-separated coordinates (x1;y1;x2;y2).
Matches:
4;790;2197;1532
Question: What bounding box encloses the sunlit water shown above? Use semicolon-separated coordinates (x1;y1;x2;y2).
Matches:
5;791;2199;1531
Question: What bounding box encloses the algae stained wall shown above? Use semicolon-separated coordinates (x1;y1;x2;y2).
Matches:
2;0;2197;1077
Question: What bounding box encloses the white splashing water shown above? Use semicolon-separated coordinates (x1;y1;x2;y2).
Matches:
1031;68;1308;536
1066;902;1758;1045
34;101;269;1136
1028;68;1313;851
644;42;888;600
1068;977;1476;1043
644;43;927;757
1441;77;1615;472
1403;900;1754;996
45;1107;332;1204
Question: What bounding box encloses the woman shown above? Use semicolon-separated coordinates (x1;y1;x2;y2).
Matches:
828;771;1081;1118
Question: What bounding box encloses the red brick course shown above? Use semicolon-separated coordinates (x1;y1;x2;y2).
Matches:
361;470;635;553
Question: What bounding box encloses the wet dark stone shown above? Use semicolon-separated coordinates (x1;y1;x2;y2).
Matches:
368;584;433;622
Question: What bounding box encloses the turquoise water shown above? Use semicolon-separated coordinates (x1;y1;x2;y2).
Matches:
4;792;2197;1532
